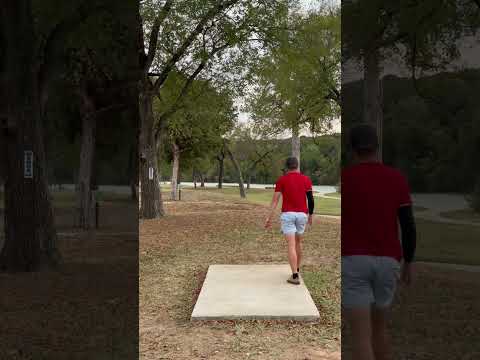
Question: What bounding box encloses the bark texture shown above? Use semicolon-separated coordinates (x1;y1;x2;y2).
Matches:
170;142;180;200
225;144;246;198
139;88;164;218
291;124;301;169
0;1;60;271
77;88;96;229
363;47;383;160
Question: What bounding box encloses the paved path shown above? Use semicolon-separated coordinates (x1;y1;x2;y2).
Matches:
191;264;320;321
411;193;480;226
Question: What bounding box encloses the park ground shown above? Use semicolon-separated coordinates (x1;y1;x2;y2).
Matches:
156;187;480;359
140;188;341;360
0;191;138;359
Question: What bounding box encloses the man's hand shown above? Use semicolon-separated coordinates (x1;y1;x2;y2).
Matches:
400;262;414;285
264;216;272;229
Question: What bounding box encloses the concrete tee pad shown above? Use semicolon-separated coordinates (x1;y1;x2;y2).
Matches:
191;264;320;321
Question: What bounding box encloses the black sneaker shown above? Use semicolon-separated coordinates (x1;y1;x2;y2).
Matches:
287;274;300;285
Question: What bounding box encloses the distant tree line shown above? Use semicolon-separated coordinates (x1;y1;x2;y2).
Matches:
343;69;480;209
160;134;340;186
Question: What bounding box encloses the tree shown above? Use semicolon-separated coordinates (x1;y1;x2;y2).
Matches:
246;5;340;167
155;74;235;200
0;0;110;271
138;0;291;218
342;0;477;159
228;125;275;189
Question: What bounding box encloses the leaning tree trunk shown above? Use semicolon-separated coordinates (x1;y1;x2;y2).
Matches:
363;46;383;160
225;145;246;199
291;123;301;170
0;1;60;271
139;86;164;218
77;90;96;229
170;141;180;200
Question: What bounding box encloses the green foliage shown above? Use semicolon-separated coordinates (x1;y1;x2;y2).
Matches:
246;5;340;137
163;133;340;185
154;73;236;168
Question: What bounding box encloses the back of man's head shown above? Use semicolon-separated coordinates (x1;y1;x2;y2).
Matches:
285;157;299;171
350;124;378;157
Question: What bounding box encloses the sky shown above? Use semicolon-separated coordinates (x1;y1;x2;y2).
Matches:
343;32;480;83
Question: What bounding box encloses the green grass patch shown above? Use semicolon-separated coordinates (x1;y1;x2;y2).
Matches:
185;186;341;216
439;209;480;223
414;205;428;212
415;218;480;265
324;192;341;199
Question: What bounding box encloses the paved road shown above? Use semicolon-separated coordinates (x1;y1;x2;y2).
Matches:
411;193;480;226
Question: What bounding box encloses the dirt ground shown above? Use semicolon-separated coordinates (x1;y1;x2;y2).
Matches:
0;199;138;360
341;263;480;360
140;189;341;360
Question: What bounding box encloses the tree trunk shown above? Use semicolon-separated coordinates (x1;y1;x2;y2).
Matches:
291;124;301;169
170;141;180;200
77;89;96;229
217;151;224;189
363;47;383;160
247;173;251;190
139;86;164;218
129;137;138;201
200;175;205;188
225;145;246;198
193;167;197;189
0;1;60;271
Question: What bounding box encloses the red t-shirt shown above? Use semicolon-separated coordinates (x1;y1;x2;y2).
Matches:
341;162;412;261
275;172;313;213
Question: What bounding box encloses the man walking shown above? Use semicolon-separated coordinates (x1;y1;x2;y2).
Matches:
265;157;315;285
342;124;417;360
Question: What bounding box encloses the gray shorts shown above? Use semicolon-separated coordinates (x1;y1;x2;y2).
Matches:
342;255;401;309
280;212;308;235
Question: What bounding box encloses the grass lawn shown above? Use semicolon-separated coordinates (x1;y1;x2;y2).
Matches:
0;189;132;209
1;193;138;359
140;189;340;360
324;192;341;199
415;218;480;265
182;186;341;216
439;209;480;223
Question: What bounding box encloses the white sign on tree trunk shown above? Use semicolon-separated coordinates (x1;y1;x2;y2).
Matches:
149;167;154;180
24;150;33;178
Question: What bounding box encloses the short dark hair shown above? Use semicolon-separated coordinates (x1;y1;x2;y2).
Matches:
286;157;299;170
350;124;378;155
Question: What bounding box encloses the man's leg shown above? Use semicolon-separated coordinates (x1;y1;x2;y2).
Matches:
295;233;303;271
285;233;297;274
344;308;375;360
371;306;392;360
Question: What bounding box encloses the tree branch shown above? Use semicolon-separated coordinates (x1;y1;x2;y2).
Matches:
151;0;240;92
144;0;174;72
38;0;105;87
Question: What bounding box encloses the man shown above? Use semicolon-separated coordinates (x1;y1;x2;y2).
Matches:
265;157;315;285
342;124;417;360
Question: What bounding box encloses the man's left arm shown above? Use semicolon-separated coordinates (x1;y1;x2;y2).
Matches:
306;190;315;225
